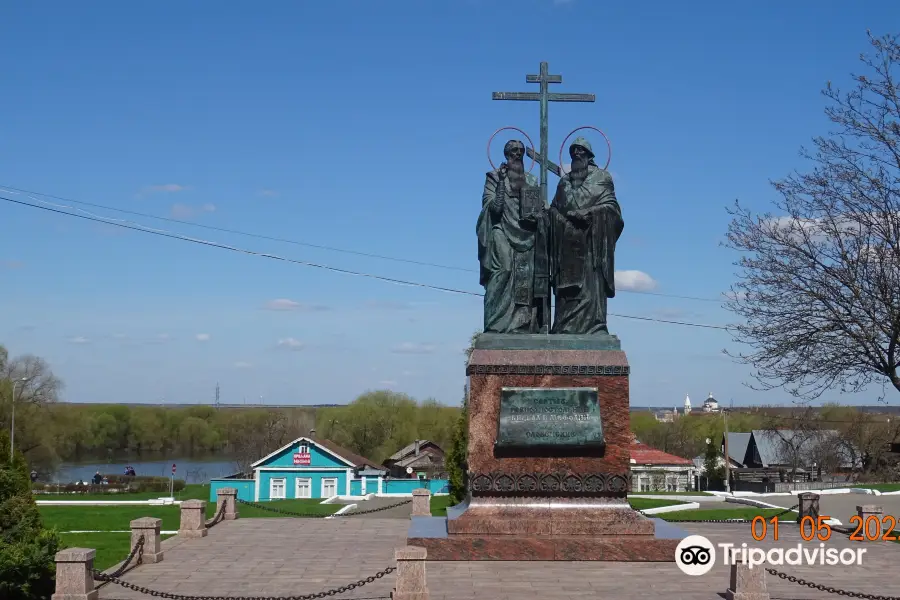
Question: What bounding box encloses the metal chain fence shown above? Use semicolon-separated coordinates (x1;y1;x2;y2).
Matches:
206;501;228;528
94;534;144;583
766;566;900;599
93;564;397;600
235;498;411;518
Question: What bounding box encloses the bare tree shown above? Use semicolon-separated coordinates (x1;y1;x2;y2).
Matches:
227;409;293;475
1;349;63;464
724;32;900;400
761;407;826;481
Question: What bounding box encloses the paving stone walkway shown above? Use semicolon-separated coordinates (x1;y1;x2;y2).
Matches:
97;517;900;600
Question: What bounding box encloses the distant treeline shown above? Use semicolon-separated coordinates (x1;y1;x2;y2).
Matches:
12;392;462;474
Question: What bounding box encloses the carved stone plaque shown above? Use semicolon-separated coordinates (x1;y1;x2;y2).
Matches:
496;387;604;450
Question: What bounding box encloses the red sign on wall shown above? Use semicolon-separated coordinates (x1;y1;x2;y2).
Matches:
293;453;311;466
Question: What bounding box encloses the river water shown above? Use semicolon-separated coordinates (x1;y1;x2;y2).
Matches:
51;458;238;484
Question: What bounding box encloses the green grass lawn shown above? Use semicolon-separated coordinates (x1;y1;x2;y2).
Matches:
853;483;900;492
34;484;210;502
628;498;688;511
39;497;338;532
59;533;175;571
659;507;796;521
430;495;453;516
628;491;714;496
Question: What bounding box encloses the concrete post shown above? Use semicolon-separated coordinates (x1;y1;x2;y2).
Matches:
391;546;428;600
857;504;884;539
179;499;208;538
797;492;820;523
411;488;431;517
52;548;99;600
130;517;164;563
725;563;770;600
216;487;239;520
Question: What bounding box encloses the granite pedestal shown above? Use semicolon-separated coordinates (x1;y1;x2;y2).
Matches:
408;333;682;560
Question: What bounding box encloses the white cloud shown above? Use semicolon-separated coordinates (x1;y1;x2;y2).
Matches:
614;270;658;292
233;361;252;369
391;342;436;355
140;184;188;197
259;189;279;197
170;203;216;219
276;337;304;350
67;336;90;344
195;333;211;341
111;333;128;339
263;299;329;312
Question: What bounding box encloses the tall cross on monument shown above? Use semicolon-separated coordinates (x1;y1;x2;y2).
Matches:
492;62;595;204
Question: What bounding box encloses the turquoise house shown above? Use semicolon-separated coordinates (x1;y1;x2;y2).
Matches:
209;435;449;502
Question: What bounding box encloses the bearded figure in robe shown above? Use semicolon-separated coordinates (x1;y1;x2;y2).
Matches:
548;138;624;334
477;140;550;333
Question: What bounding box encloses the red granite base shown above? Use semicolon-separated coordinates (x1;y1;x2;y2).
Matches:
447;497;656;536
408;534;678;561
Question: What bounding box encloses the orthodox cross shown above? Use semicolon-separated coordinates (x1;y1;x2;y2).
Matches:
492;62;595;204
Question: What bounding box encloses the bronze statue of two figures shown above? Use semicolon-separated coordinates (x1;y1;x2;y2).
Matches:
477;137;623;335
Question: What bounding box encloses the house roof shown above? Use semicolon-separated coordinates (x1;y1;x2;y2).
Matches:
396;453;439;469
250;436;384;471
750;429;849;467
315;438;384;471
630;442;693;466
387;440;441;461
724;432;752;467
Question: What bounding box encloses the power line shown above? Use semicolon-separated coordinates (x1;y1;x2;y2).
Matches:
0;184;723;303
0;195;730;331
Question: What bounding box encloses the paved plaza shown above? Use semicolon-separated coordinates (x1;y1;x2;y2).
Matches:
96;512;900;600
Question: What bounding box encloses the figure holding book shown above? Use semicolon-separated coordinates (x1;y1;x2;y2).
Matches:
477;140;550;333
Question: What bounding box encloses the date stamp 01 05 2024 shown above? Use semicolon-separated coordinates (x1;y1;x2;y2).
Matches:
750;513;900;542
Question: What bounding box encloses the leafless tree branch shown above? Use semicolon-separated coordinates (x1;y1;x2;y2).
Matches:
725;32;900;401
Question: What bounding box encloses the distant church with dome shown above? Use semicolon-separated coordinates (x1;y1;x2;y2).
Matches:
683;392;721;415
655;392;723;422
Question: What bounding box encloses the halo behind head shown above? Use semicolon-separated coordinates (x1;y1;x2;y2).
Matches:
487;126;536;172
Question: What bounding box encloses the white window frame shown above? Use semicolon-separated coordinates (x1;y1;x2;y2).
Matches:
298;443;309;454
270;478;286;500
295;477;311;499
321;477;338;498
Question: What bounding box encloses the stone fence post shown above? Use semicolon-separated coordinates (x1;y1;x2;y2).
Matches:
131;517;164;563
857;504;883;538
725;563;769;600
179;499;208;538
52;548;98;600
797;492;819;523
391;546;428;600
411;488;431;517
217;487;240;520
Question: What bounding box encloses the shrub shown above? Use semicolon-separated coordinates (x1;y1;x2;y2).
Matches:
0;431;59;600
446;404;468;505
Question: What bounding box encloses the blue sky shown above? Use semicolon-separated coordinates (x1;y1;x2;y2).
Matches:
1;1;896;408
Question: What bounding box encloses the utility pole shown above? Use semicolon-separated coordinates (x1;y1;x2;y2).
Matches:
215;383;220;409
723;409;731;494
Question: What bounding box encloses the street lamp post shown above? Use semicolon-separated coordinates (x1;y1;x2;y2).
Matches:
9;376;31;461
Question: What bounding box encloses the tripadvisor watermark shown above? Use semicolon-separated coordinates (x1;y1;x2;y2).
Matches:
675;535;867;576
